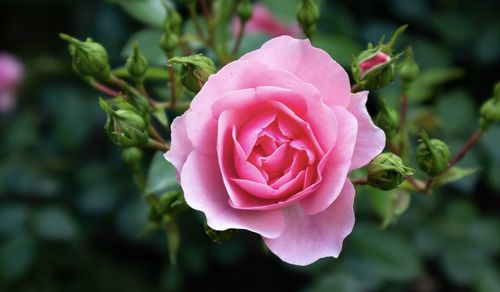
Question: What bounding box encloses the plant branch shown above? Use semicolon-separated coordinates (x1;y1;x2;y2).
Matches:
351;177;368;185
448;129;482;168
89;79;120;97
147;138;169;152
232;20;246;57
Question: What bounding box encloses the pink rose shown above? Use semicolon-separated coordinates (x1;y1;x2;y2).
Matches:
232;4;301;38
0;52;23;113
165;36;385;265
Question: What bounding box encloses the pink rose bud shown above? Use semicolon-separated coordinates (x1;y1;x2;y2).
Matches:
232;4;301;38
0;52;23;113
164;36;386;265
359;51;391;78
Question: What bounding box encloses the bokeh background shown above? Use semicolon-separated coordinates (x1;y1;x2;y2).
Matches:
1;0;500;291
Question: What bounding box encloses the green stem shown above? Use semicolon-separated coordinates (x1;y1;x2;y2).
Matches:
232;20;247;57
147;138;169;152
351;83;362;93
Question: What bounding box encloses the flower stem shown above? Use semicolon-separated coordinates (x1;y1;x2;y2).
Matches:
232;20;246;57
397;90;409;156
351;83;362;93
448;129;482;168
89;79;120;97
147;138;169;152
351;177;368;185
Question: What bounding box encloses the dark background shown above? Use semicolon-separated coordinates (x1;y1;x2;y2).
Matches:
1;0;499;291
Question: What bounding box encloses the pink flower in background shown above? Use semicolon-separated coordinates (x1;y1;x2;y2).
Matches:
165;36;385;265
0;52;23;113
232;4;301;38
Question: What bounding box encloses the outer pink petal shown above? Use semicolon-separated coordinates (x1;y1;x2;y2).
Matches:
299;106;357;215
347;91;386;170
163;115;194;179
181;149;285;239
241;36;351;107
263;180;355;266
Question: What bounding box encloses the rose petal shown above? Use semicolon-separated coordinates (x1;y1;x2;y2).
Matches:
300;106;357;215
263;180;355;266
164;115;194;179
347;91;386;170
241;36;350;107
181;149;285;238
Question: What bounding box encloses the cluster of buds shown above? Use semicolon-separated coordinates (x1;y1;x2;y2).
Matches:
479;82;500;131
296;0;320;38
168;54;216;93
351;25;407;89
367;153;414;190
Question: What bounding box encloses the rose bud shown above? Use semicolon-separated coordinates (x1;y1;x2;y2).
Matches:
160;25;179;56
99;98;149;148
479;82;500;131
237;0;253;24
122;147;143;170
126;42;149;81
165;6;182;35
398;47;420;84
351;25;407;89
59;34;110;80
168;54;216;93
416;131;451;176
296;0;320;38
374;97;399;139
368;152;415;190
148;191;185;224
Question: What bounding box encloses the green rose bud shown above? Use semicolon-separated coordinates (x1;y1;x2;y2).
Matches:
147;191;185;224
168;54;216;93
296;0;320;38
479;82;500;131
416;131;451;176
126;42;148;80
122;147;143;169
367;153;415;190
166;7;182;35
398;47;420;83
59;34;110;80
351;25;407;89
99;98;149;148
237;0;253;23
375;97;399;139
160;29;179;56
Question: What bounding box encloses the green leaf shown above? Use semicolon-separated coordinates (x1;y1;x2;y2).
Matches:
371;190;411;228
122;29;167;65
0;231;35;281
408;68;464;102
33;207;79;241
144;152;180;195
152;108;169;129
349;224;422;281
111;0;167;28
112;66;169;80
434;166;480;187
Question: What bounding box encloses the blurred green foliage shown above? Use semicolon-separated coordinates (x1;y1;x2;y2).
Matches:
0;0;499;291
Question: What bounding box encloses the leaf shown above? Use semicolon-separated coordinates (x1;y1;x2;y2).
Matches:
33;207;79;241
408;68;464;102
122;29;167;65
349;224;423;282
152;108;169;129
112;66;169;80
434;166;480;187
0;231;35;281
144;152;180;195
111;0;167;28
371;190;411;228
